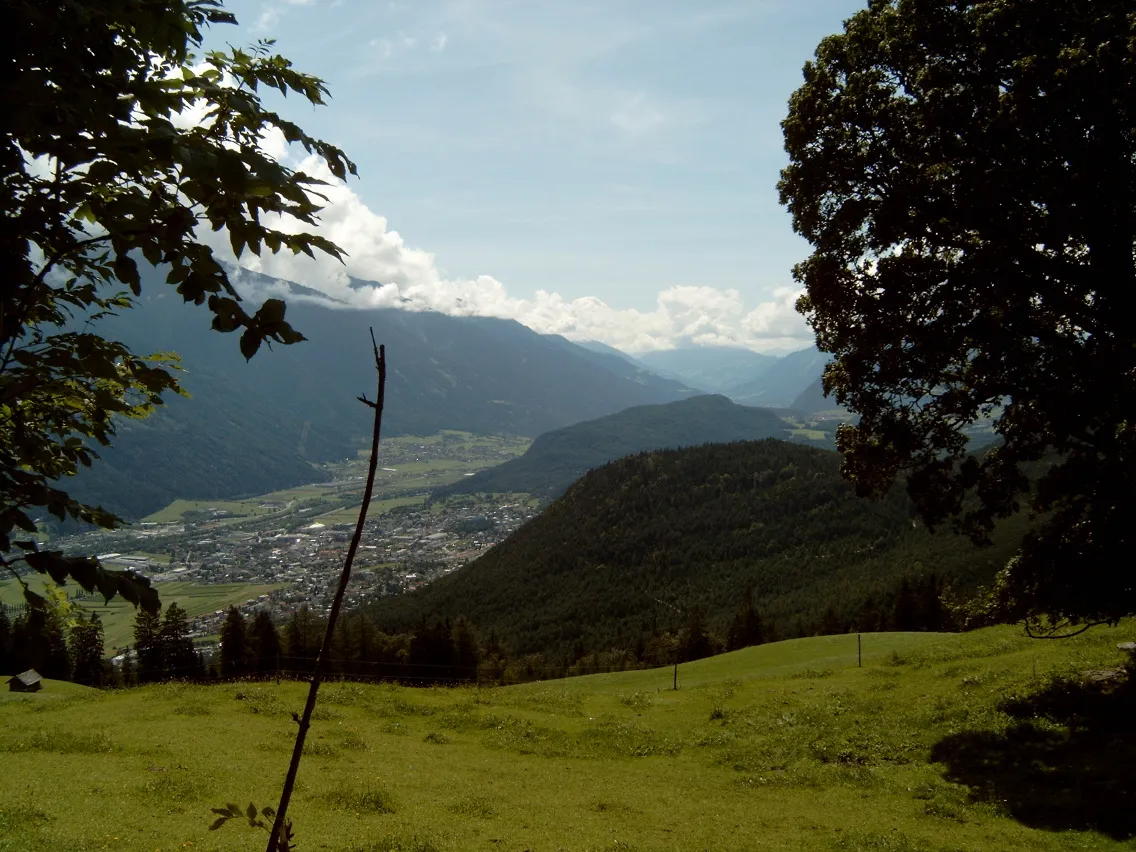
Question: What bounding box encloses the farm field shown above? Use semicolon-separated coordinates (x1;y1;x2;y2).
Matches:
140;432;533;527
1;625;1133;851
0;579;287;652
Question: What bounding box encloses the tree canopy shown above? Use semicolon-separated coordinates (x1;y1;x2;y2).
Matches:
779;0;1135;632
1;0;354;610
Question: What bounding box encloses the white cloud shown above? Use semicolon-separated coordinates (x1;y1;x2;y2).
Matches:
206;132;813;355
253;8;279;32
430;33;449;52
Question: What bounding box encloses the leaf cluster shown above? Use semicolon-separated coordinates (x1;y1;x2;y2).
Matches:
2;0;353;605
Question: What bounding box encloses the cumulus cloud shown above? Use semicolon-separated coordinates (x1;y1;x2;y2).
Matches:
204;131;813;355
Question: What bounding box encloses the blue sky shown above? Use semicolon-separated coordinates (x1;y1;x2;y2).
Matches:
209;0;865;353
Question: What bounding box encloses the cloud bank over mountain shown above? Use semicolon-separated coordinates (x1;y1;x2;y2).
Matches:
205;132;814;355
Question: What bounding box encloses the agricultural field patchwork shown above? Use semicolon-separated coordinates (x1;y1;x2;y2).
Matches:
139;432;533;529
1;625;1133;852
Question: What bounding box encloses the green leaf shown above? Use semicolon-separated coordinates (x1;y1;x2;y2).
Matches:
23;589;47;610
25;550;73;585
95;567;118;604
256;298;286;325
239;329;262;360
209;817;228;831
13;511;37;533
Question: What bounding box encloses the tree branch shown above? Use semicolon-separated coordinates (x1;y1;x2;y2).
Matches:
1023;619;1112;639
265;331;386;852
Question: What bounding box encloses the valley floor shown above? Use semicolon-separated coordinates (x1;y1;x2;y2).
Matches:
1;625;1133;852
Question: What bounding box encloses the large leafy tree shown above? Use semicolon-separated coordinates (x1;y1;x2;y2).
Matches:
779;0;1135;633
1;0;354;611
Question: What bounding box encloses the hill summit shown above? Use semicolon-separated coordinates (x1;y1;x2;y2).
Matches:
433;394;791;501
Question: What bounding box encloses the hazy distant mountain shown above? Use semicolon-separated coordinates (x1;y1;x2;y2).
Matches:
573;340;647;367
538;335;693;398
637;346;778;392
67;267;694;520
790;376;837;414
726;345;830;408
432;394;792;501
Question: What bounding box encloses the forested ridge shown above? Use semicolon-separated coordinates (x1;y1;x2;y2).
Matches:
371;440;1028;659
433;394;794;501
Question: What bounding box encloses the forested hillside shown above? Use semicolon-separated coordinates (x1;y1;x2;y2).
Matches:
433;395;791;500
371;440;1027;658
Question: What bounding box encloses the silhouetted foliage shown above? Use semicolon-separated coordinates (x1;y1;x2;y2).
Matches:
780;0;1136;632
1;0;353;609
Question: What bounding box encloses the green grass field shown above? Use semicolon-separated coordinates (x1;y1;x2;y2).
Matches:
317;496;427;526
142;499;280;524
2;624;1133;851
0;579;287;652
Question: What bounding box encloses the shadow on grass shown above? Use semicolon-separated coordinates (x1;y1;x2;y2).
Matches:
930;663;1136;839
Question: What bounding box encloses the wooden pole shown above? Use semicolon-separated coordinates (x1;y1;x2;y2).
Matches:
673;660;678;691
858;633;862;668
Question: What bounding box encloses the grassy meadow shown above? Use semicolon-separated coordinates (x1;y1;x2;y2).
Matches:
1;625;1133;852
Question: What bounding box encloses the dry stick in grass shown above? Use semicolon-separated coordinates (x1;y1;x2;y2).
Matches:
265;332;386;852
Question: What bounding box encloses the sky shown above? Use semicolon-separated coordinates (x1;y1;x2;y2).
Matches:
206;0;866;354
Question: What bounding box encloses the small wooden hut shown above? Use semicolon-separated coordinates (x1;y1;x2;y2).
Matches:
7;669;42;693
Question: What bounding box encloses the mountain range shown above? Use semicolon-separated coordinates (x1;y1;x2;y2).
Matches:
725;345;831;408
635;347;779;393
68;267;696;519
63;265;837;520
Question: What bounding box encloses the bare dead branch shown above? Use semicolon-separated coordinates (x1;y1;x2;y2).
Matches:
265;333;386;852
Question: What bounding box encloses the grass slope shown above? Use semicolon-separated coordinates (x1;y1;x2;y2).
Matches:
2;625;1133;852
